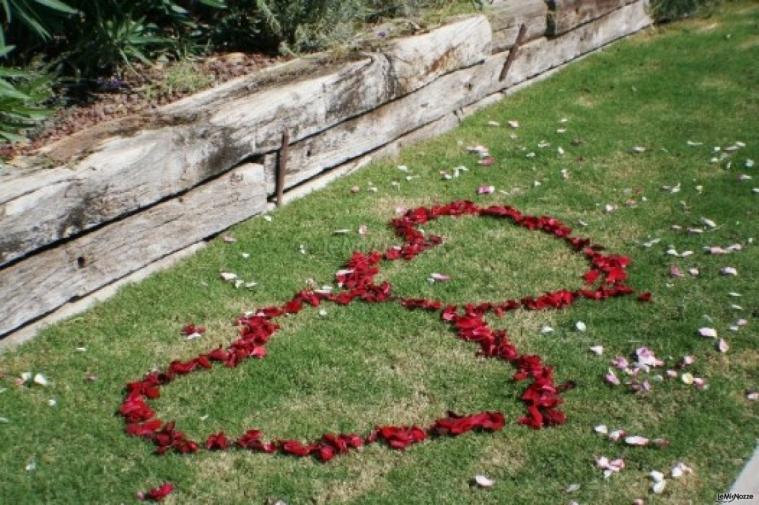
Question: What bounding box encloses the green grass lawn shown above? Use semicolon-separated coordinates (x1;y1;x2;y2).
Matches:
1;3;758;504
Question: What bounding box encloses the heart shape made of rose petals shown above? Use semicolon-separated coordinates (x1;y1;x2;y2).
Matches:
120;200;649;462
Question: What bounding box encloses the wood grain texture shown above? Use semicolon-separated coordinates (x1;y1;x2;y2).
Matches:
0;16;491;266
0;163;266;337
547;0;638;35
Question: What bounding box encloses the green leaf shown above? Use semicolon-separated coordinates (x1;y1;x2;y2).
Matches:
33;0;78;15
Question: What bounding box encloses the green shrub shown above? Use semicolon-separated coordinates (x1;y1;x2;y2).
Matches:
0;64;53;143
650;0;717;21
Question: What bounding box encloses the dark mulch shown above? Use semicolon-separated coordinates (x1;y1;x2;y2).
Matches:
1;51;288;161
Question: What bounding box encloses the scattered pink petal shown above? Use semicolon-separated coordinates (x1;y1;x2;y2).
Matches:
478;156;495;166
746;390;758;401
477;185;495;195
666;369;678;379
605;370;621;386
358;224;368;236
693;377;707;390
679;355;695;367
612;356;629;370
609;430;626;442
670;265;685;278
222;235;237;243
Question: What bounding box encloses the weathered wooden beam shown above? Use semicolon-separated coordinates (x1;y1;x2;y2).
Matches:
0;163;266;337
547;0;637;36
0;15;492;267
487;0;548;53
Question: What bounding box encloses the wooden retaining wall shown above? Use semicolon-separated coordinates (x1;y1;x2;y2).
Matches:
0;0;652;347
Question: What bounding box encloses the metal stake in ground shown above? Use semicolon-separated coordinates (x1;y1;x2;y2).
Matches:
276;129;290;207
499;24;528;82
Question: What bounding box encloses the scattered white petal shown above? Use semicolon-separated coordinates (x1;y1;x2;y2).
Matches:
688;268;700;276
590;345;604;356
220;272;238;282
47;399;57;407
358;224;368;236
604;204;617;214
25;460;36;472
541;325;555;334
716;339;729;353
0;416;8;423
649;470;665;483
33;374;48;387
263;215;272;222
575;321;587;332
487;120;500;127
671;462;692;478
396;165;409;172
746;391;758;401
222;235;236;243
557;146;565;156
594;424;609;435
700;217;717;229
642;238;661;248
333;229;350;235
720;267;738;276
318;309;328;317
429;273;451;283
662;183;681;193
698;327;718;338
561;169;570;180
507;120;520;129
625;436;649;446
687;140;703;146
651;479;667;494
681;373;694;385
474;474;495;488
566;483;581;493
631;146;646;153
738;174;753;181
